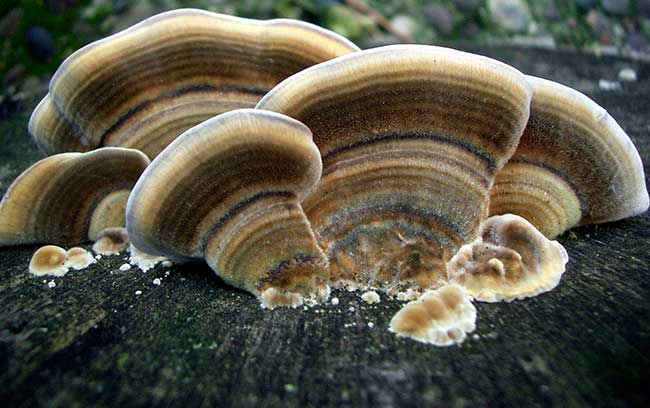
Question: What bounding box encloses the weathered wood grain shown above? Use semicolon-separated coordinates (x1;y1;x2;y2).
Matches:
0;46;649;407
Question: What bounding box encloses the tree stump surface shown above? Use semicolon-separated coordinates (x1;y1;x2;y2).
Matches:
1;46;649;407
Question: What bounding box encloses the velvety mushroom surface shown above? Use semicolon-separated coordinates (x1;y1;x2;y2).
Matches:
448;214;568;302
0;148;149;246
126;109;328;308
29;8;359;158
489;76;649;238
257;45;532;290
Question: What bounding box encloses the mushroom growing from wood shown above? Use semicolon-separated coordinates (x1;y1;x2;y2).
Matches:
92;227;130;255
29;245;68;276
65;247;96;270
390;284;476;346
126;109;328;308
0;148;149;246
29;9;359;159
257;45;532;291
447;214;568;302
489;76;649;238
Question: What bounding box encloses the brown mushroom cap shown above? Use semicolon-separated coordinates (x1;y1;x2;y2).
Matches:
29;245;68;276
0;148;149;247
92;227;130;255
257;45;532;290
447;214;569;302
65;247;96;270
126;109;327;307
29;9;359;159
489;76;649;238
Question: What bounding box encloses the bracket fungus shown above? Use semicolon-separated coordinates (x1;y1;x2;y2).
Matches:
0;148;149;246
448;214;568;302
489;76;649;238
29;9;359;159
29;245;68;276
389;284;476;346
29;245;96;276
92;227;130;255
257;45;532;291
126;109;328;308
65;247;96;270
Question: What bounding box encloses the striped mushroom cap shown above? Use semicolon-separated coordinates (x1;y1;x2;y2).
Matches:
447;214;568;302
489;76;649;238
29;9;359;159
257;45;532;290
126;109;328;308
0;148;149;246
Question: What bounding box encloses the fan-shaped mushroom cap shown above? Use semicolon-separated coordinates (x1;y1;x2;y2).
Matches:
448;214;568;302
126;109;328;307
0;148;149;247
92;227;130;255
489;76;649;238
389;284;476;346
65;247;96;270
29;9;359;159
29;245;68;276
257;45;532;290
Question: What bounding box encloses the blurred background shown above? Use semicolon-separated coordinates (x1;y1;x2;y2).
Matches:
1;0;650;119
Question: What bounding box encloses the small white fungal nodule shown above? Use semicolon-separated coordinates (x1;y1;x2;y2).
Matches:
361;291;380;304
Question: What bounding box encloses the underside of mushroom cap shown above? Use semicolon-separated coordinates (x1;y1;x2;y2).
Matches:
29;9;359;159
448;214;568;302
257;45;532;291
126;109;328;306
0;148;149;247
489;76;649;238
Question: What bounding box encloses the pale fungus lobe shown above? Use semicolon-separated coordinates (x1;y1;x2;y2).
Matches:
126;109;328;308
489;76;649;238
92;227;130;255
29;245;68;276
447;214;569;302
257;45;532;290
29;9;359;159
65;247;96;270
361;291;380;304
389;284;476;346
0;148;149;247
127;244;168;272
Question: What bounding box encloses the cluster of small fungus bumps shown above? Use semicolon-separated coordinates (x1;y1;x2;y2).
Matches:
0;9;648;347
